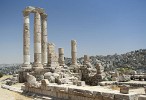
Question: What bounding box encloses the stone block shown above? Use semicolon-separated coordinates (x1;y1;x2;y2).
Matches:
102;93;114;100
41;85;46;90
68;88;84;96
21;85;25;91
69;92;94;100
77;81;85;86
73;81;77;85
41;79;49;90
68;82;73;85
138;95;146;100
144;86;146;94
45;90;53;96
46;85;55;91
51;91;57;97
115;94;137;100
112;77;117;81
42;96;52;100
93;91;103;100
29;87;33;92
42;90;48;95
32;87;35;93
73;89;84;96
44;86;57;97
83;90;93;98
84;97;94;100
120;85;130;94
68;88;74;95
19;71;28;83
57;92;69;100
32;87;36;93
69;95;84;100
68;94;75;100
54;86;68;93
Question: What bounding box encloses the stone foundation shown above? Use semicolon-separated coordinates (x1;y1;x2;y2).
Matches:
138;95;146;100
22;84;139;100
19;69;32;83
117;82;146;87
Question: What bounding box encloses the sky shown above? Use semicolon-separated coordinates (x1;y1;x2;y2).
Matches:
0;0;146;64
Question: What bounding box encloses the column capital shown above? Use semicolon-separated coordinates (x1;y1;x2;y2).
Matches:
71;40;77;45
23;11;30;17
41;13;47;21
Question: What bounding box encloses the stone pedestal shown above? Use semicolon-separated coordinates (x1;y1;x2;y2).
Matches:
19;69;32;83
120;85;130;94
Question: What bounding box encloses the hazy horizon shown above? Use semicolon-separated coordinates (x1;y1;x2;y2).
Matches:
0;0;146;64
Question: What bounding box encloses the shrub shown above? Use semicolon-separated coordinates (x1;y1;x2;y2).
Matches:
0;72;3;78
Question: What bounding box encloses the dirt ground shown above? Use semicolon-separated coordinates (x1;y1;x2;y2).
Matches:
0;75;33;100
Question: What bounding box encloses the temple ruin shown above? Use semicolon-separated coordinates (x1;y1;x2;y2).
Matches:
19;6;146;100
22;6;48;70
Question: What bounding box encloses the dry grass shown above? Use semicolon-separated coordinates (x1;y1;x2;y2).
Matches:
0;75;12;81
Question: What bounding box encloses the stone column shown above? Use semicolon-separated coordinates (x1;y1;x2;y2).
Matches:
58;48;65;66
47;43;55;67
71;40;77;65
84;55;89;64
22;11;31;69
33;12;43;69
41;13;48;66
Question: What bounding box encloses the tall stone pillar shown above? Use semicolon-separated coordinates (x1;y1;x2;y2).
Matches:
33;12;43;69
71;40;77;65
22;11;31;69
58;48;65;66
41;13;48;66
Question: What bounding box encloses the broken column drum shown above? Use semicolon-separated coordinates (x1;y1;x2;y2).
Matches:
84;55;89;64
47;43;55;66
22;6;48;70
47;43;59;67
58;48;65;66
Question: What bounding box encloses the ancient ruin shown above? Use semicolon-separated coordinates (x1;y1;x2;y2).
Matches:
58;48;65;66
47;43;59;67
17;6;146;100
22;6;48;70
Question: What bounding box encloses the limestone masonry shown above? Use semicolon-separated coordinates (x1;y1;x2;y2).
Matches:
19;6;146;100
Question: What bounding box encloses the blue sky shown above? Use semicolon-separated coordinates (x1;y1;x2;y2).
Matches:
0;0;146;64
